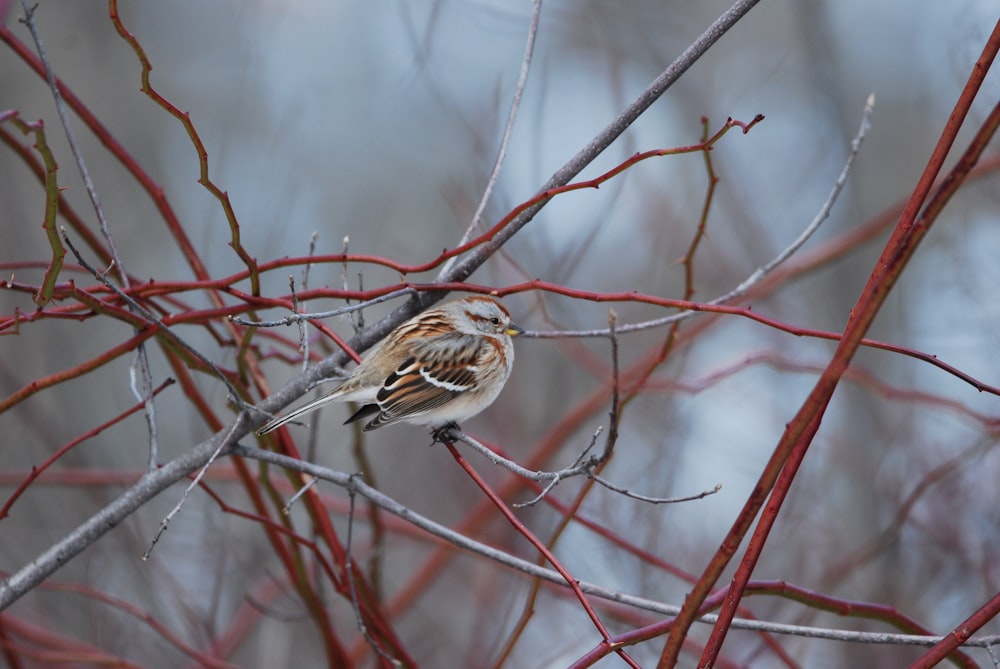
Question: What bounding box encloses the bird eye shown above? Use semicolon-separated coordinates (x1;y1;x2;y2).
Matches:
490;317;500;326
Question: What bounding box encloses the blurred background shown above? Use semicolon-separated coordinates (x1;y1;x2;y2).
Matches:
2;1;999;666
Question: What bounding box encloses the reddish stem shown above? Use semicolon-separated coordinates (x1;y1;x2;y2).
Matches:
442;440;640;668
678;20;1000;669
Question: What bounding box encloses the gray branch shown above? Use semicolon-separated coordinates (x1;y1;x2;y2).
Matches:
1;0;761;613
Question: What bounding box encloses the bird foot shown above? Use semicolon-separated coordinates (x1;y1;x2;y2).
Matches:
430;421;462;443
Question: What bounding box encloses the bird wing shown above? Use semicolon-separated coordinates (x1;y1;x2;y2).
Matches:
367;337;482;429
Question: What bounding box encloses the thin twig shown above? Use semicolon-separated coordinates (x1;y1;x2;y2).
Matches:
291;235;321;387
300;235;322;461
19;2;122;280
339;235;366;333
344;475;400;666
588;475;723;504
229;444;1000;652
439;0;764;294
19;1;160;469
437;0;543;280
513;427;602;508
447;428;719;506
289;275;306;359
231;288;418;328
442;440;640;668
304;231;319;287
525;94;877;342
598;309;620;463
986;641;1000;668
683;35;996;665
108;0;262;295
281;477;317;515
339;235;350;298
354;271;365;331
729;92;876;298
62;230;250;409
143;418;245;559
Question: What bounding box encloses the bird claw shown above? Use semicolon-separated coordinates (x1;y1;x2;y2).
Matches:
430;421;462;443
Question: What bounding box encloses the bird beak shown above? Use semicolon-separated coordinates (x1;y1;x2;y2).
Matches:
506;322;525;337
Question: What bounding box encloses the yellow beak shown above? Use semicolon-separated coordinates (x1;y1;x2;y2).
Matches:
506;323;525;337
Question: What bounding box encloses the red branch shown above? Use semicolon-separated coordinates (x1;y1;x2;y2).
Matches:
442;440;639;667
671;19;1000;669
0;379;175;520
107;0;261;295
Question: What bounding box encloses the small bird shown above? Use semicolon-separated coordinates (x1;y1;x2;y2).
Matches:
257;296;523;434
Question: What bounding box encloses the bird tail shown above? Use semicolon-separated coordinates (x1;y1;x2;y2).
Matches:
256;389;345;435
